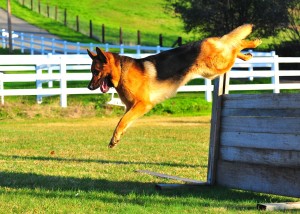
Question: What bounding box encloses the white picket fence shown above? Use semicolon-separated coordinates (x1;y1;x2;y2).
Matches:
0;53;299;107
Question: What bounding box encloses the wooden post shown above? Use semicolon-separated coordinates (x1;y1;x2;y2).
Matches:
47;4;49;18
7;0;13;54
55;6;58;21
76;16;79;32
89;20;93;38
38;0;40;14
178;37;182;46
207;73;230;185
119;27;123;44
30;0;33;10
64;8;67;26
102;24;105;43
159;34;163;47
137;30;141;45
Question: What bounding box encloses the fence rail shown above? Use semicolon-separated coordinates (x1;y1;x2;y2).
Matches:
1;29;171;56
0;53;299;107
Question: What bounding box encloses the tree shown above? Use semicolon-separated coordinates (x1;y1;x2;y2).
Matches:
286;1;300;42
166;0;295;38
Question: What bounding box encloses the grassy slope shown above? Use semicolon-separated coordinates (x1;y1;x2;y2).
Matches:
0;0;197;46
1;0;277;48
0;116;297;213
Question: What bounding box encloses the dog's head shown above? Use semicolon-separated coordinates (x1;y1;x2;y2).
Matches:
87;47;115;93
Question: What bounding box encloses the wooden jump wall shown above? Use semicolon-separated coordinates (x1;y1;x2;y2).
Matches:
208;74;300;198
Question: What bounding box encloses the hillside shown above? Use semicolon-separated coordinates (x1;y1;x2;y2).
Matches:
1;0;199;46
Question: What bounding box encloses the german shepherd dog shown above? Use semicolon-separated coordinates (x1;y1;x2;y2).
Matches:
87;24;261;148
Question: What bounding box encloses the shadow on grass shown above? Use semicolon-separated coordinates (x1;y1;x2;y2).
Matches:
0;171;290;210
1;155;202;168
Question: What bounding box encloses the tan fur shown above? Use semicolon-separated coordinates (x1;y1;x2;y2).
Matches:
87;24;262;148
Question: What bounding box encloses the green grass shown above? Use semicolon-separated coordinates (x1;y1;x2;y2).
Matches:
0;116;297;213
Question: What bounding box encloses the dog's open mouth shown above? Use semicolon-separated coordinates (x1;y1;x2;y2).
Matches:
100;77;113;93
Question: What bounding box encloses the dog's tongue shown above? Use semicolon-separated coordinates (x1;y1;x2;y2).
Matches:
100;78;109;93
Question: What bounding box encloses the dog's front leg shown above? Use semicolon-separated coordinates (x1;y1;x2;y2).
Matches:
109;102;152;148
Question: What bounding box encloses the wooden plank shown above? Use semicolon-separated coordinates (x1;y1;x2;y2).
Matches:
155;183;208;190
257;202;300;211
222;108;300;117
222;93;300;109
220;146;300;167
136;170;205;184
221;116;300;134
221;132;300;151
207;75;226;185
216;161;300;198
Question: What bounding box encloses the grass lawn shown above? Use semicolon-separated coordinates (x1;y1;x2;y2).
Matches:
0;115;297;213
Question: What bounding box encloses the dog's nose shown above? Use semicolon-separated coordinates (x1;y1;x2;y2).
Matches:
88;84;94;90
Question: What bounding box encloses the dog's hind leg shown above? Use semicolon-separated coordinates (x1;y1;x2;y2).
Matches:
237;38;262;61
109;102;153;148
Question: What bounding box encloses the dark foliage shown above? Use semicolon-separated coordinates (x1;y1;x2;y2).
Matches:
166;0;297;38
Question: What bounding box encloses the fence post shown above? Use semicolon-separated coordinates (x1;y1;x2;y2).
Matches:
0;72;4;105
11;31;14;50
47;4;50;18
76;42;80;54
156;45;160;54
137;45;141;57
20;32;24;53
60;57;67;107
41;36;44;54
30;34;34;55
36;64;43;104
120;44;124;55
76;15;79;32
89;20;93;38
55;6;58;21
102;24;105;43
271;51;280;93
205;79;212;102
38;0;40;14
119;27;123;44
64;8;67;26
63;41;67;54
1;29;6;48
248;50;254;81
47;53;53;88
159;34;163;47
52;38;55;54
137;30;141;45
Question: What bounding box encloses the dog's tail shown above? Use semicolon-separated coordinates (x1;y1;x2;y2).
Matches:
221;24;253;45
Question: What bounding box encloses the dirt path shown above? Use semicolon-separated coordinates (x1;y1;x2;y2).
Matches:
0;8;60;39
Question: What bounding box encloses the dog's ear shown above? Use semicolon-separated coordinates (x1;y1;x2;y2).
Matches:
96;47;108;63
87;49;97;59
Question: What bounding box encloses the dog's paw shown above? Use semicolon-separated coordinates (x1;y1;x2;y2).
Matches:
253;38;262;47
244;53;253;61
108;139;118;148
